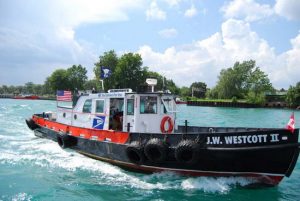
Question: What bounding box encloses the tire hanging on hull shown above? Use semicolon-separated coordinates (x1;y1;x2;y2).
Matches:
144;138;168;163
25;118;39;130
175;140;199;164
57;134;77;149
126;141;145;164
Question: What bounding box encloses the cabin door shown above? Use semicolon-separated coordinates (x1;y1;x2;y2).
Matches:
108;98;124;131
123;97;135;132
91;99;108;130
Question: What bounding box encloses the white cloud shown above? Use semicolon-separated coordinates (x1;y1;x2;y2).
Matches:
163;0;181;7
53;0;145;28
146;1;167;20
139;45;212;86
139;19;299;88
271;32;300;86
221;0;274;22
158;28;178;38
274;0;300;21
286;33;300;72
1;0;299;90
220;19;274;58
184;4;198;18
0;0;144;85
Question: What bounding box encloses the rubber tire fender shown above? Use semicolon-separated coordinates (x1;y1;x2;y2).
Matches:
175;140;199;164
126;141;145;164
144;138;168;163
57;134;77;149
25;118;39;130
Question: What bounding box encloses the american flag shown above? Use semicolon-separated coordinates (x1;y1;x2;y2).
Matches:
56;90;72;101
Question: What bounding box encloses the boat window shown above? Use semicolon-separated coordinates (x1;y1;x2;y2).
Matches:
161;101;167;114
140;96;157;114
82;99;92;113
127;99;134;115
161;98;177;113
96;100;104;113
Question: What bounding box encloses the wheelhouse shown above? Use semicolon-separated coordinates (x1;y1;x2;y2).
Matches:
56;89;177;133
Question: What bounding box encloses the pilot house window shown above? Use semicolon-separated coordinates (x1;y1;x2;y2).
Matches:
127;99;134;115
140;96;157;114
82;99;92;113
96;100;104;113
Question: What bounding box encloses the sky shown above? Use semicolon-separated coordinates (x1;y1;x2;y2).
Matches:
0;0;300;89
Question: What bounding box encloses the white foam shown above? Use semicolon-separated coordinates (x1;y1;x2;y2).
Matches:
0;134;257;193
0;128;256;194
0;106;8;110
12;192;32;201
181;177;254;193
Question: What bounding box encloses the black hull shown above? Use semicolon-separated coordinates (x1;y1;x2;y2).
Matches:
31;124;300;186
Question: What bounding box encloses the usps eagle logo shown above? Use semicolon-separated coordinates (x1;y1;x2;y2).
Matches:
92;116;106;129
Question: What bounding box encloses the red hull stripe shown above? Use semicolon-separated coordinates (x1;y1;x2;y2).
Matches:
32;115;129;144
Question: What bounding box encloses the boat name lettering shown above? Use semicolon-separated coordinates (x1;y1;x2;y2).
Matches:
270;133;279;142
98;93;125;98
207;133;282;145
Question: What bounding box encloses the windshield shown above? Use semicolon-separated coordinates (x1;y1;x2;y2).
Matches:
161;97;177;113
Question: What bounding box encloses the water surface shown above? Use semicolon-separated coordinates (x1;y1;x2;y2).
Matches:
0;99;299;201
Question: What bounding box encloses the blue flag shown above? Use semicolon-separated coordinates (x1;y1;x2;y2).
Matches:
100;66;112;79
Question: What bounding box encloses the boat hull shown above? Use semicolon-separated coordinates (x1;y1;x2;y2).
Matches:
29;115;300;186
14;95;40;100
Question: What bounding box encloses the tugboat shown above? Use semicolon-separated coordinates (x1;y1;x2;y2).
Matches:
26;79;300;186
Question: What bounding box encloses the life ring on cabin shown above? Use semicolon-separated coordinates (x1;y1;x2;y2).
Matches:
175;140;199;164
25;118;39;130
57;134;77;149
144;138;168;163
160;116;174;133
126;141;145;164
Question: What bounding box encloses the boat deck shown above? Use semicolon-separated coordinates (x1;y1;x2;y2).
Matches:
176;125;269;134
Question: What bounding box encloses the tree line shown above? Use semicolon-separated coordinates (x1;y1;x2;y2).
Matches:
207;60;274;104
0;50;299;107
0;50;179;95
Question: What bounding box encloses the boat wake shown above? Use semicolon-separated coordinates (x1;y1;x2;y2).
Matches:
0;129;255;194
0;101;256;195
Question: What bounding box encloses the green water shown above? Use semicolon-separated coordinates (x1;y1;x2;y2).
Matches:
0;99;299;201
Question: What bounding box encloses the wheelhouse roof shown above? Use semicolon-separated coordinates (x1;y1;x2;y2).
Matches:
80;91;174;100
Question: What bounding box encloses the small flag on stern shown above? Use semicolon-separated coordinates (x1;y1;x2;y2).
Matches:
100;66;112;79
286;112;295;133
56;90;72;101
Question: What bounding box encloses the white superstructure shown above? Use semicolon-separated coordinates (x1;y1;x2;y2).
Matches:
56;90;177;133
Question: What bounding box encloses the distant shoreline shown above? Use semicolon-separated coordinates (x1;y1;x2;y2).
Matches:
0;94;55;101
1;94;298;109
187;100;297;109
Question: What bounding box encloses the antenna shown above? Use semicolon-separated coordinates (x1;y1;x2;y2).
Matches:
162;76;167;91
